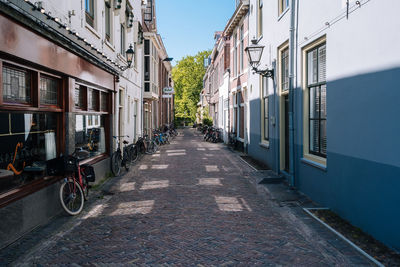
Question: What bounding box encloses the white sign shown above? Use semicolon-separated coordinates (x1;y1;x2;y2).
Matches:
162;95;172;98
163;87;174;94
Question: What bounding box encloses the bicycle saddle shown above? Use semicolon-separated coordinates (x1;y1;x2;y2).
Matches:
123;140;129;144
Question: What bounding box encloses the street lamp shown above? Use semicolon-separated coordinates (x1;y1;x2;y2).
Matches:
204;93;211;104
245;38;274;79
120;44;134;70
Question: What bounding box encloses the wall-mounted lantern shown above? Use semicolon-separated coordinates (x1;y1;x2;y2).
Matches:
245;38;274;79
120;44;134;70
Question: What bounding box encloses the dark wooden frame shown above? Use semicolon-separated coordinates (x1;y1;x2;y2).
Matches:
0;58;66;207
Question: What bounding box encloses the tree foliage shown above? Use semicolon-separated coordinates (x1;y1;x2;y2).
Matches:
172;50;211;121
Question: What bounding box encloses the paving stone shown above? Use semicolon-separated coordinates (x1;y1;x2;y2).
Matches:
1;129;374;266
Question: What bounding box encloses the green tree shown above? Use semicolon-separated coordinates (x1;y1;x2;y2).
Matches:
172;50;211;123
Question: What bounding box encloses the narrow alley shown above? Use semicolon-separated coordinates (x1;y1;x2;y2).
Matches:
2;129;373;266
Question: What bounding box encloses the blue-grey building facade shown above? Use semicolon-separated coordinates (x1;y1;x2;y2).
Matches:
246;0;400;251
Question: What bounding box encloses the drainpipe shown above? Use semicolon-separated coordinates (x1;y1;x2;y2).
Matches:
288;0;296;187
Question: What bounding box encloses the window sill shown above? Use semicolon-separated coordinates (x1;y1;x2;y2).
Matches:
0;175;62;209
301;157;327;171
79;153;109;166
117;53;127;64
105;40;115;52
259;142;269;149
85;24;101;40
278;7;290;21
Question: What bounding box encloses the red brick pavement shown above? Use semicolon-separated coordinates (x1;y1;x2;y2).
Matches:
10;129;373;266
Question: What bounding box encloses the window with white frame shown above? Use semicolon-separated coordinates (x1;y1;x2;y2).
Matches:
120;24;126;56
281;47;289;91
261;77;269;141
307;43;326;158
105;1;111;42
279;0;289;15
240;25;244;73
233;33;238;77
85;0;95;28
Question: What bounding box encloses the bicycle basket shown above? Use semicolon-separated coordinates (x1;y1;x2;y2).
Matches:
64;156;78;173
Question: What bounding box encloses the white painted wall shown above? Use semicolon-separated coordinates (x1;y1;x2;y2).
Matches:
41;0;144;147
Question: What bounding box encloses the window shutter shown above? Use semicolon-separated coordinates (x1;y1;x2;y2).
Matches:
318;45;326;82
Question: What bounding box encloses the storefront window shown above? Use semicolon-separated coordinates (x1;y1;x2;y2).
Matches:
75;86;86;109
2;65;31;104
40;75;59;105
101;92;108;111
0;112;58;194
89;89;99;111
75;114;106;159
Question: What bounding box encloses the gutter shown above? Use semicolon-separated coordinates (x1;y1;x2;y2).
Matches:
288;0;296;186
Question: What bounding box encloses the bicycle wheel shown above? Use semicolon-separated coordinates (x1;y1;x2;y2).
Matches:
152;140;158;153
130;145;139;163
111;152;122;176
82;177;89;201
146;141;155;154
59;179;84;216
124;150;131;171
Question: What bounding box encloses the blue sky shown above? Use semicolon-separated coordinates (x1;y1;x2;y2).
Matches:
156;0;235;66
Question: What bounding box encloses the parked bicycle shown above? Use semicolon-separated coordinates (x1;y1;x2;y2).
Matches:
111;135;132;176
135;134;157;156
204;126;223;143
59;150;95;216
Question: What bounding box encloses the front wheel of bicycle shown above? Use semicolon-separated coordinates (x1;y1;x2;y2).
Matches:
111;152;122;176
146;141;156;154
123;151;131;172
130;146;139;163
59;179;84;216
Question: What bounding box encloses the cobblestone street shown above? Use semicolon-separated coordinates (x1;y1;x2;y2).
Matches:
3;129;373;266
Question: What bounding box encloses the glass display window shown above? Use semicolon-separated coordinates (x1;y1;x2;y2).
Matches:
75;114;106;160
40;75;59;106
2;65;32;104
0;112;58;194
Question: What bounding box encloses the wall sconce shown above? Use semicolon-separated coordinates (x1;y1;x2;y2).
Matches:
245;38;274;79
120;44;134;70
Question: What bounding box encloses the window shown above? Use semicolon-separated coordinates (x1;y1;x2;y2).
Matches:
127;96;131;123
120;24;125;56
75;114;106;160
40;75;59;105
133;100;138;140
261;77;269;141
100;92;108;111
279;0;289;15
233;33;237;77
240;25;244;72
88;89;99;111
75;85;86;110
281;47;289;91
134;42;137;69
105;1;111;42
85;0;95;28
308;44;326;157
2;65;31;104
0;112;58;194
233;93;237;133
258;0;263;37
